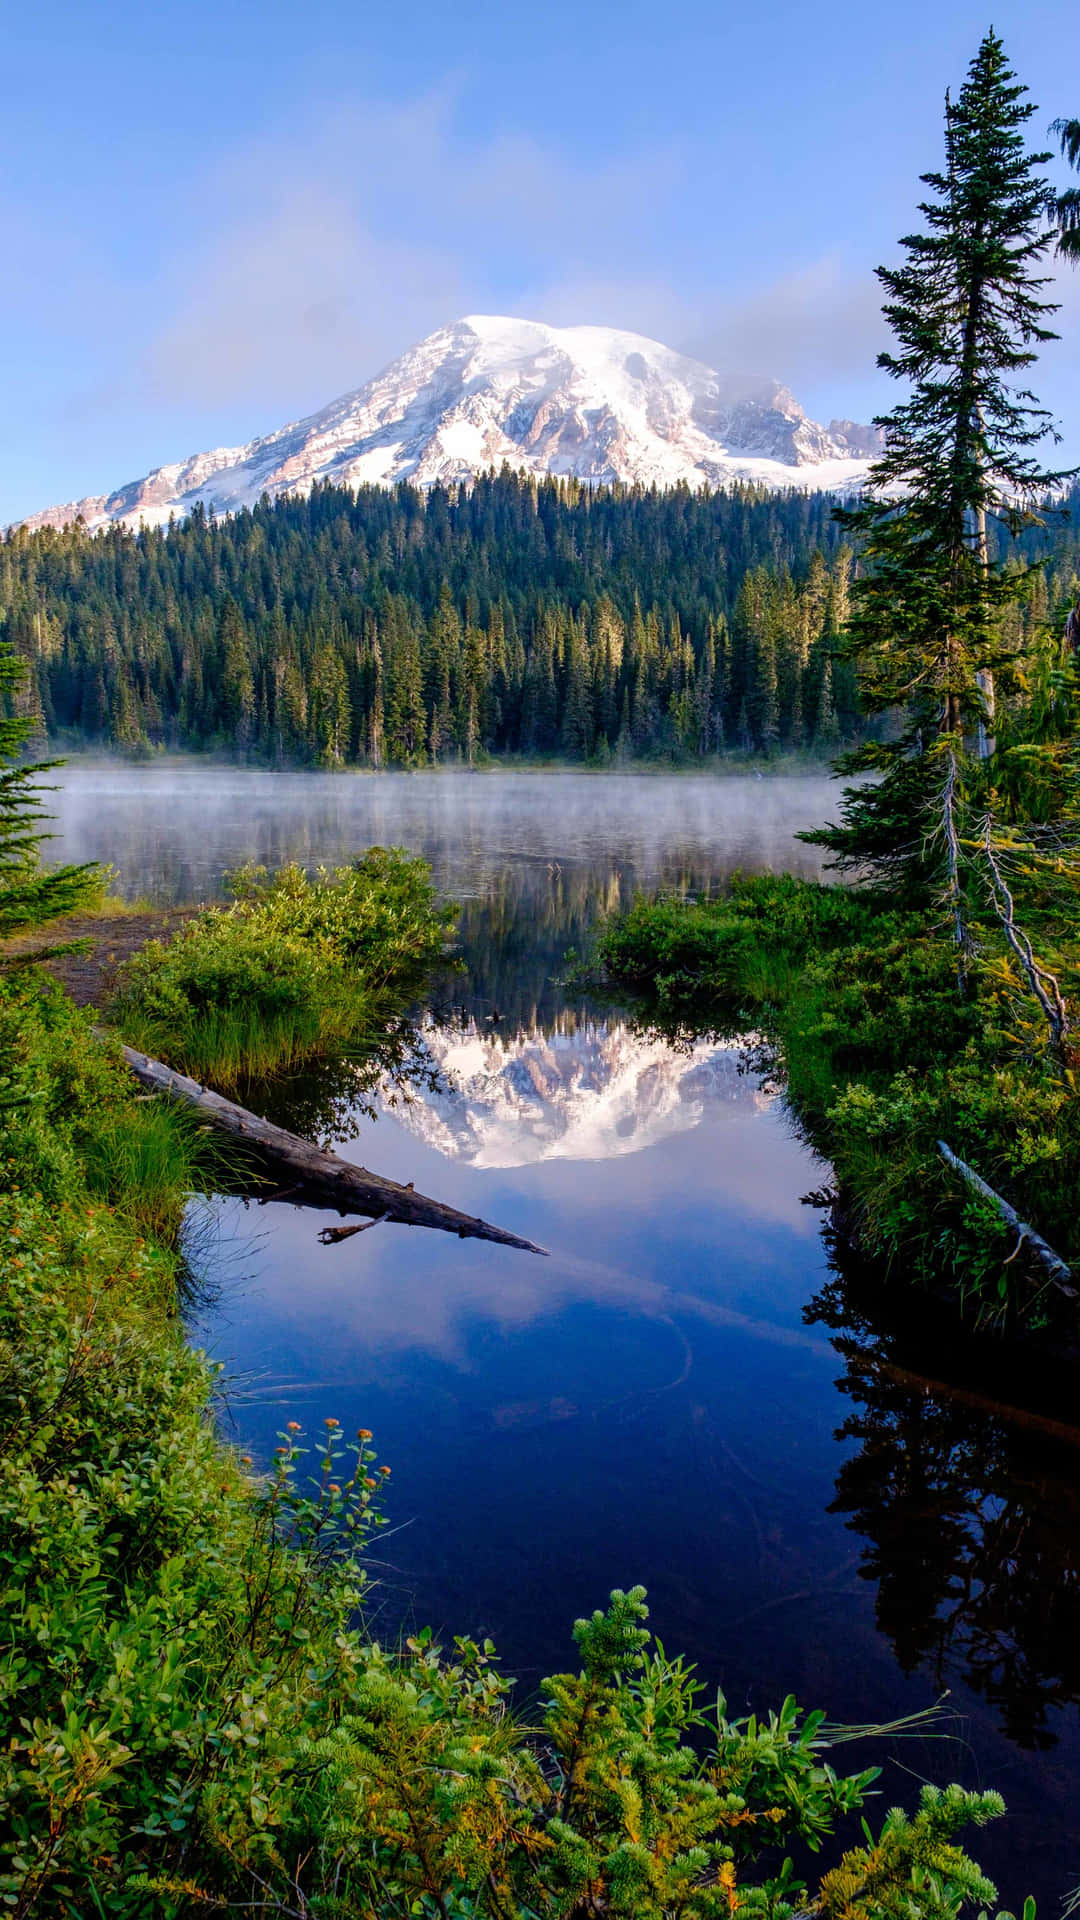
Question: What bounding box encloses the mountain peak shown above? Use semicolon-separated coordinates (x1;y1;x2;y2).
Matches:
16;316;878;534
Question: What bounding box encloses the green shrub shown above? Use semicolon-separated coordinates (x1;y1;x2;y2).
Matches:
109;848;456;1089
227;847;453;982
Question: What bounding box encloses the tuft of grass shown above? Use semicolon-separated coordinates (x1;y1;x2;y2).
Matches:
79;1096;224;1241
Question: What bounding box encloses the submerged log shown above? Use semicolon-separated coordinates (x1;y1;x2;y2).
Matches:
120;1044;548;1256
937;1140;1075;1298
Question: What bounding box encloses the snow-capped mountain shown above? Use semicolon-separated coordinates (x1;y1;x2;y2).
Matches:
384;1019;768;1171
20;316;878;533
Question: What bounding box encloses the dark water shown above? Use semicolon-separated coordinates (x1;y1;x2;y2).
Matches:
51;764;1080;1904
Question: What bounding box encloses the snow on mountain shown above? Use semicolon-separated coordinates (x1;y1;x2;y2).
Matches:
383;1018;768;1171
19;316;878;533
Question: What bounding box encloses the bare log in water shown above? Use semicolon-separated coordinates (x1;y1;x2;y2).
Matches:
936;1140;1075;1298
120;1044;548;1256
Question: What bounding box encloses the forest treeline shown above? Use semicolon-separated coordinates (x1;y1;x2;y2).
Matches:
5;470;1076;767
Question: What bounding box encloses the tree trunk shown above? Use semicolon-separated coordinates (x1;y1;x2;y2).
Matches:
120;1044;548;1256
941;747;967;980
973;502;995;758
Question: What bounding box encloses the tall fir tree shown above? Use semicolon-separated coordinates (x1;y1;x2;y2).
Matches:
308;643;351;768
809;31;1071;932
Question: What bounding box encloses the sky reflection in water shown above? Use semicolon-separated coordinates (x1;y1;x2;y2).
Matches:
51;764;1080;1904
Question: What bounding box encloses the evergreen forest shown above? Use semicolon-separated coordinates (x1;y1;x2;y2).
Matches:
4;471;1077;768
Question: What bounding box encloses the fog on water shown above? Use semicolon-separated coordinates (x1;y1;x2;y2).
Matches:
46;762;835;906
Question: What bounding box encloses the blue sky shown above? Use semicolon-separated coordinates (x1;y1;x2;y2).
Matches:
4;0;1079;521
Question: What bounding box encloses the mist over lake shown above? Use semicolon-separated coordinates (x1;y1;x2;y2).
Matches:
44;763;835;906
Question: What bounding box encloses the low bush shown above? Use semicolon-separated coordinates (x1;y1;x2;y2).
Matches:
109;848;456;1090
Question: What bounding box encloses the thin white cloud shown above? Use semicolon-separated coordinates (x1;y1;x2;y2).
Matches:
681;255;890;395
144;92;687;412
149;182;468;408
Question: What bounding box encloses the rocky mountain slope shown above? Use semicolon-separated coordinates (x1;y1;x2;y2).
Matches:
20;316;878;532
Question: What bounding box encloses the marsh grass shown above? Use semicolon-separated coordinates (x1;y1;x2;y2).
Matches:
121;987;344;1088
79;1095;227;1241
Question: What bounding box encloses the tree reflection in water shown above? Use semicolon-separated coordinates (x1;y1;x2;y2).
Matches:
221;1014;445;1146
808;1253;1080;1751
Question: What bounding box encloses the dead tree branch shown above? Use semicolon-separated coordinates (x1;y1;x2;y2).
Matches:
937;1140;1076;1298
119;1044;548;1256
979;814;1070;1052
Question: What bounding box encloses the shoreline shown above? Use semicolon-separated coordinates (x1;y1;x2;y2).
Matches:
41;746;841;781
3;903;200;1007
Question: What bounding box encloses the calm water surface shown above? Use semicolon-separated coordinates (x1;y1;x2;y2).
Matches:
51;764;1080;1903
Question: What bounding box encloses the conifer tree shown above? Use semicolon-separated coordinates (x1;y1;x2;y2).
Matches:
309;643;351;768
458;619;487;763
809;31;1070;930
0;637;98;939
561;615;594;759
361;628;385;768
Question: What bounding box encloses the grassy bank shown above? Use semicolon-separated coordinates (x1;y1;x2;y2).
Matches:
598;873;1080;1334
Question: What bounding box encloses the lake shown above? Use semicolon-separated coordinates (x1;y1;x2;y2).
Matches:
49;762;1080;1904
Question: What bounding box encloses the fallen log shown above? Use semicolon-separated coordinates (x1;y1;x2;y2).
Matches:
936;1140;1076;1299
120;1044;548;1256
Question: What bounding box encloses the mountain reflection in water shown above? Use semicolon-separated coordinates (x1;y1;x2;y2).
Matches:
387;1019;766;1169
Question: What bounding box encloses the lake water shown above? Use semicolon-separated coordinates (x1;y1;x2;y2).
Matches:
49;763;1080;1903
